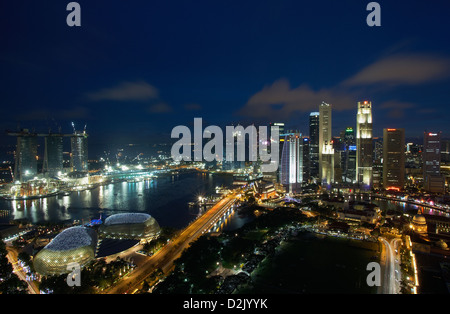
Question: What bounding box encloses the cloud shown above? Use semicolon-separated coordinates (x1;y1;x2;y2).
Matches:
378;101;416;119
237;53;450;121
342;54;450;87
184;103;202;111
16;106;90;121
237;78;357;120
87;81;159;101
147;102;173;113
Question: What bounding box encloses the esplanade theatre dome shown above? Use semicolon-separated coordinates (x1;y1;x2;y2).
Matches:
99;213;160;242
33;226;98;276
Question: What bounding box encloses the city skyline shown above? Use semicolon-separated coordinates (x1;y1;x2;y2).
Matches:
1;1;450;147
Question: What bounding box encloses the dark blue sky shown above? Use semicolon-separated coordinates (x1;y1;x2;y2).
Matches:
1;0;450;149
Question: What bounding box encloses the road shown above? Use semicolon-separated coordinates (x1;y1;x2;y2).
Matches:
379;237;402;294
104;194;237;294
6;245;40;294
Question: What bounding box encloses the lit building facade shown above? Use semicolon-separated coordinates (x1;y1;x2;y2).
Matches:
383;128;405;190
356;101;373;189
33;226;98;276
319;102;333;186
279;133;303;193
341;127;356;183
99;213;161;243
423;131;444;193
309;112;320;180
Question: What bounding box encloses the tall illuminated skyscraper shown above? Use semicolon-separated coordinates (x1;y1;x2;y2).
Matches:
319;102;334;185
279;133;303;193
356;101;373;188
383;128;405;190
309;112;319;180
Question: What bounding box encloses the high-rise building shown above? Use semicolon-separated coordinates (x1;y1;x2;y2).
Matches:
302;137;310;182
319;102;333;186
383;128;405;190
266;122;285;180
43;135;64;177
71;131;89;173
341;127;356;183
441;140;450;164
372;139;383;189
356;101;373;189
309;112;320;180
423;131;444;193
13;129;38;182
279;133;303;193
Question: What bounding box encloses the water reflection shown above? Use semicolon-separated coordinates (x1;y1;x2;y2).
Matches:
0;173;234;229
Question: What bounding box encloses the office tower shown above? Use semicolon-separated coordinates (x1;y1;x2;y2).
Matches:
13;129;38;182
383;128;405;190
341;127;356;183
279;133;303;193
372;139;383;189
356;101;373;188
270;122;285;163
423;131;445;193
309;112;320;180
302;137;310;182
319;102;333;185
441;140;450;164
71;131;89;172
43;135;64;177
268;122;285;179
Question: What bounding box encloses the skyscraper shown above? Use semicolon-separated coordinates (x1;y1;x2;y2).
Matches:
423;131;444;193
43;135;64;177
356;101;373;188
71;131;89;173
383;128;405;190
13;129;38;182
309;112;319;180
319;102;334;185
341;127;356;183
269;122;285;180
279;133;303;193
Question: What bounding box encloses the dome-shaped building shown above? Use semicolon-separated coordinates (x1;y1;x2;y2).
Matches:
99;213;160;243
33;226;98;276
411;211;428;235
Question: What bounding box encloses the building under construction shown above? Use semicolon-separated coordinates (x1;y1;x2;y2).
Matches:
7;126;88;182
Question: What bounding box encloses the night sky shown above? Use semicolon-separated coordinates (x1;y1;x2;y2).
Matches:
1;0;450;152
